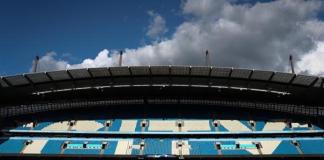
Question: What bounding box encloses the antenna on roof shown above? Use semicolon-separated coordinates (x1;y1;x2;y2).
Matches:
205;50;210;66
32;56;40;73
289;54;295;74
119;50;123;67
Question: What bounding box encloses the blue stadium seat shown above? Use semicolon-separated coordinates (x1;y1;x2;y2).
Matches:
14;122;54;131
0;139;25;153
299;139;324;154
218;124;228;132
33;122;52;130
108;119;122;131
103;141;118;155
311;124;323;131
14;126;31;130
135;120;143;132
255;121;266;131
272;140;299;154
189;141;218;155
95;120;106;124
96;120;108;131
240;120;253;130
41;140;64;154
293;127;309;131
11;119;323;134
143;139;171;155
208;120;217;131
131;138;143;155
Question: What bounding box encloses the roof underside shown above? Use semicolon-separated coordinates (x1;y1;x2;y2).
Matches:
0;66;323;99
0;66;323;118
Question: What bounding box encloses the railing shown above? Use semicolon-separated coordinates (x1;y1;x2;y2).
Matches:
1;97;323;118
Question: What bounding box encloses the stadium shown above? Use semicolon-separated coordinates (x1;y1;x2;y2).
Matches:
0;65;323;159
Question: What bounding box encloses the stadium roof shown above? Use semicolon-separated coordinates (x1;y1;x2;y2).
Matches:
0;66;323;119
0;65;322;92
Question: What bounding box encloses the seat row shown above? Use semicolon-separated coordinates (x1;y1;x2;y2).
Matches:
1;137;323;156
11;119;322;133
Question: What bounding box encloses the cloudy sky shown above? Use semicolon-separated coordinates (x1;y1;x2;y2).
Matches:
1;0;324;76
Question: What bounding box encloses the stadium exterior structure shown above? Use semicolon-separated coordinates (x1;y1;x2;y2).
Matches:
0;65;324;159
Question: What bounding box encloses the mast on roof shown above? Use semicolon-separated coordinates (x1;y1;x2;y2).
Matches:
32;56;40;73
119;50;123;67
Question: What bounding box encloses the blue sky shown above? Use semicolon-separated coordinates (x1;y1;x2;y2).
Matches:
1;0;324;76
0;0;183;75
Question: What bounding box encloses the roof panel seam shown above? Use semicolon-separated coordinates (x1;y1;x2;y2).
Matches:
148;66;152;76
288;74;296;86
208;67;212;77
87;68;94;79
0;77;4;88
23;74;34;86
107;67;113;77
66;70;74;80
246;70;254;88
227;68;233;87
265;72;275;91
66;70;77;89
44;72;57;90
2;77;13;87
128;66;133;76
308;77;318;87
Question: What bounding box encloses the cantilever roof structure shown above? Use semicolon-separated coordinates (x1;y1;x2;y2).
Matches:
0;66;323;119
1;66;324;159
0;65;323;92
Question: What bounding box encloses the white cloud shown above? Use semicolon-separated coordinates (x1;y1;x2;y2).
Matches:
146;11;168;39
296;41;324;76
182;0;228;19
34;0;324;76
67;49;118;69
32;52;68;72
